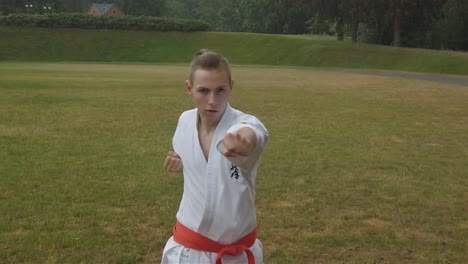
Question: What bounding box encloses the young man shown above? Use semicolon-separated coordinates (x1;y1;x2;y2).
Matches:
161;49;269;264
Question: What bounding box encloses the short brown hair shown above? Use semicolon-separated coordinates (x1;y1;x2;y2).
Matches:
189;49;232;85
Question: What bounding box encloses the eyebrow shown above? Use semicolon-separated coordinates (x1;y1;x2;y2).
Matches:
196;85;228;90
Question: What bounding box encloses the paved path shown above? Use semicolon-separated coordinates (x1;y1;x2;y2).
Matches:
335;69;468;87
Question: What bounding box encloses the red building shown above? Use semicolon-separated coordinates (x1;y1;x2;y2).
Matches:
88;3;124;17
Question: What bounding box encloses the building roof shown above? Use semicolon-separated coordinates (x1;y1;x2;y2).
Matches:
92;3;115;15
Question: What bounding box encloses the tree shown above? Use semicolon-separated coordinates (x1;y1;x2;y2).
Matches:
122;0;165;16
361;0;446;47
435;0;468;50
164;0;195;19
385;0;445;47
0;0;26;15
310;0;365;41
346;0;370;42
57;0;88;12
0;0;65;14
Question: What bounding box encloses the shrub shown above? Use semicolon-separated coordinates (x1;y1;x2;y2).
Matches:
0;13;210;32
305;15;335;36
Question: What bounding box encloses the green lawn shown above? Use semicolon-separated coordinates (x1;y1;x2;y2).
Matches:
1;26;468;75
0;62;467;263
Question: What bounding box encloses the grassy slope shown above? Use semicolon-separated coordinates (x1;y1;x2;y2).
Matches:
1;26;468;75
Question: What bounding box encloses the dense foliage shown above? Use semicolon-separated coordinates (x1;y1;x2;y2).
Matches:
0;0;466;50
0;13;209;32
163;0;467;51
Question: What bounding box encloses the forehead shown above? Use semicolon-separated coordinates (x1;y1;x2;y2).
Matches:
192;69;230;87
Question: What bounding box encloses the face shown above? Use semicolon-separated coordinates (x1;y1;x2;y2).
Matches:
186;69;234;125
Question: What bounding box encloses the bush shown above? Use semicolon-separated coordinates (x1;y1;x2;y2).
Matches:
305;15;335;36
0;13;210;32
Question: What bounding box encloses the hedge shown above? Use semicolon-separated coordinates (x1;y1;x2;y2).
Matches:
0;13;210;32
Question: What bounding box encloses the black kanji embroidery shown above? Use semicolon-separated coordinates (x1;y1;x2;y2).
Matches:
230;163;240;180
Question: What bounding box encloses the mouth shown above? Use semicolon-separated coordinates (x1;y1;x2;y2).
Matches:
206;109;218;115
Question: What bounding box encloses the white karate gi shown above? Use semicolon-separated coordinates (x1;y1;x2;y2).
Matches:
162;104;268;264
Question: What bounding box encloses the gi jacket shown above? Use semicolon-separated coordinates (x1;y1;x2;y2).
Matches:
172;104;268;245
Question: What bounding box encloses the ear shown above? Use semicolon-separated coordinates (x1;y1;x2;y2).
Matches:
186;80;192;95
230;79;235;90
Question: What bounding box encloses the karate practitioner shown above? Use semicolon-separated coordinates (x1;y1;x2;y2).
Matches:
161;49;269;264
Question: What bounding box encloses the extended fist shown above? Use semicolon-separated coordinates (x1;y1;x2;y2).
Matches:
220;129;256;157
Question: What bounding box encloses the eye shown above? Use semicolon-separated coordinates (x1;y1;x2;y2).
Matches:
199;89;209;94
217;87;226;93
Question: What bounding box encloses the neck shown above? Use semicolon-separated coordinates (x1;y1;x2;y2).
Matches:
197;115;219;134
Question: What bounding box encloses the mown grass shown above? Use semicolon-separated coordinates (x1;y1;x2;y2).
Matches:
1;26;468;75
0;62;467;263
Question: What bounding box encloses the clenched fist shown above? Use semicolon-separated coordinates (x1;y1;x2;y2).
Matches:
219;127;257;157
164;151;183;173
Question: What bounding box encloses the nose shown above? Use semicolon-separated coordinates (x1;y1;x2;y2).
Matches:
208;92;216;105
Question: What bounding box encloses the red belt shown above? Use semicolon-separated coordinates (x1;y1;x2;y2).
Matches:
173;221;257;264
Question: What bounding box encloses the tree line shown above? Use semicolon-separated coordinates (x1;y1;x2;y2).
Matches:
1;0;466;51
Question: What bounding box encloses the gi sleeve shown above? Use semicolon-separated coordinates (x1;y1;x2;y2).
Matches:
217;115;269;172
172;111;190;158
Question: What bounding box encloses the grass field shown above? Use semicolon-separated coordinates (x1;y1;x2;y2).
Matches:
0;62;467;263
1;26;468;76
